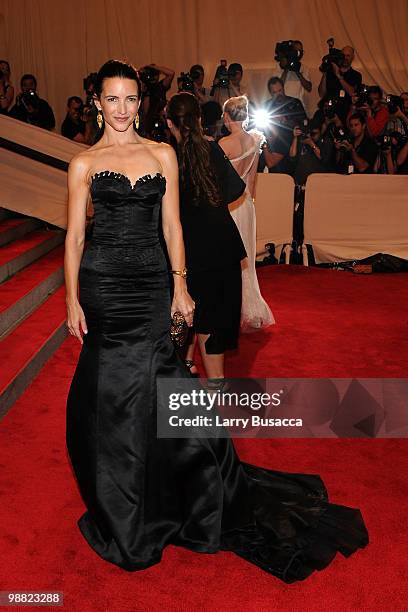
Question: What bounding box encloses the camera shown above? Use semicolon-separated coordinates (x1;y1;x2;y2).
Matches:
320;37;345;73
149;118;168;143
333;126;352;144
214;60;229;88
386;94;402;114
376;134;392;151
323;97;338;119
83;72;97;95
21;89;40;111
298;118;310;138
177;72;195;93
139;66;159;87
355;84;371;108
274;40;301;72
83;72;97;109
379;131;408;150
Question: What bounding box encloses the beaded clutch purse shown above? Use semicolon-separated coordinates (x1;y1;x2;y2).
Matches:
170;311;188;347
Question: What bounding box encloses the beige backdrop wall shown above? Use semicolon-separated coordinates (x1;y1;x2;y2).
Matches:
1;0;407;129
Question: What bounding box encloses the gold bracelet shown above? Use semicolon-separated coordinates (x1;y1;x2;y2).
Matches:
171;268;187;278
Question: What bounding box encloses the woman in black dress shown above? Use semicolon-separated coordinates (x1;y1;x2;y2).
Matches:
65;60;368;582
166;92;247;380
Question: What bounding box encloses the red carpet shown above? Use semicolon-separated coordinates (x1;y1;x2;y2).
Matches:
0;266;407;611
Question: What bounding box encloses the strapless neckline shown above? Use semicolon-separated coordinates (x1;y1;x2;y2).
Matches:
90;170;166;191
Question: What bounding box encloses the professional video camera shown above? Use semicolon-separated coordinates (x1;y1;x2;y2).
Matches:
21;89;40;111
385;94;402;114
177;72;195;93
320;37;345;73
275;40;302;72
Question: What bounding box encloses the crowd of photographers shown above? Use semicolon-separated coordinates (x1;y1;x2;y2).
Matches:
256;40;408;181
1;44;407;181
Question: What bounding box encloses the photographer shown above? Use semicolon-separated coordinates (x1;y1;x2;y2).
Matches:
213;62;247;109
334;112;378;174
289;120;334;185
138;63;175;137
189;64;213;105
350;85;389;138
9;73;55;130
378;133;408;174
314;97;345;137
386;92;408;138
272;40;312;110
201;100;223;140
61;96;87;142
261;77;307;173
0;60;14;114
318;46;362;121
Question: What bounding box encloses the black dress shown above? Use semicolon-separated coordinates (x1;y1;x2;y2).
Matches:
179;140;247;353
66;169;368;582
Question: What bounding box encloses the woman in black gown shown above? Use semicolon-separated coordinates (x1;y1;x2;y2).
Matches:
65;60;368;583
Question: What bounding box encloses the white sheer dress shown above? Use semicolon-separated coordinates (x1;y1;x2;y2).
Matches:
228;130;275;331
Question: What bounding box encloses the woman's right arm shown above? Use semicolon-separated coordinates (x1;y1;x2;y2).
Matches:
64;154;90;343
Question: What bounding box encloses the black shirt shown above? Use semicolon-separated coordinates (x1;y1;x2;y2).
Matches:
325;67;362;121
266;125;293;174
263;96;307;174
61;115;86;140
337;134;378;174
326;67;362;99
9;97;55;130
291;137;334;185
179;141;247;271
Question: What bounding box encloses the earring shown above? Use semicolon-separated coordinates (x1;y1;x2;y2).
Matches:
134;113;139;130
97;110;103;129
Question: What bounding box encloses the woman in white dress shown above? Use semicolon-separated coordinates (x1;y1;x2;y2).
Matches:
219;96;275;332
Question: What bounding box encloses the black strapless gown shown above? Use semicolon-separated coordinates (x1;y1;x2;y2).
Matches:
66;171;368;583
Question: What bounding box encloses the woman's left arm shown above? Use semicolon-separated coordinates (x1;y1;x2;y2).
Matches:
157;144;195;326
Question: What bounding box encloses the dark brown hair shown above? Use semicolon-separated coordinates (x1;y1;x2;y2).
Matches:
92;59;141;143
166;92;222;206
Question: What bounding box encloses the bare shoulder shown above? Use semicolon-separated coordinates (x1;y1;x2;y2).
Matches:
149;141;178;170
68;150;92;180
69;147;96;174
68;146;106;184
218;134;233;153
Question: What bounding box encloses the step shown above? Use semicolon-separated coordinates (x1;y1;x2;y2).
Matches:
0;217;42;247
0;228;65;283
0;208;13;222
0;285;68;420
0;244;65;338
